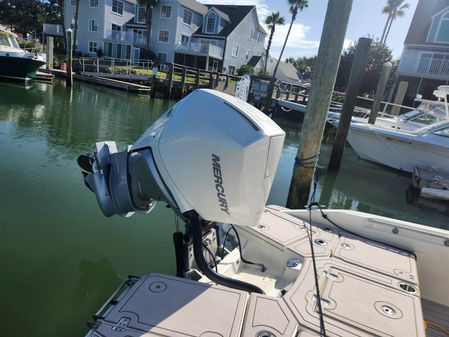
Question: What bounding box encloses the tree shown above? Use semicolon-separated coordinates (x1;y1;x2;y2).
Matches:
381;0;409;45
273;0;309;78
264;11;285;74
335;39;394;96
0;0;45;37
137;0;159;57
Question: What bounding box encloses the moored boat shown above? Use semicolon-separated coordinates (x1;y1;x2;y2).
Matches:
0;31;46;82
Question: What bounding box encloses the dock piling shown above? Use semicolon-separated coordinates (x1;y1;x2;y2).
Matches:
46;36;54;70
368;62;393;124
167;63;174;98
328;37;372;171
286;0;353;209
180;66;186;97
66;29;73;86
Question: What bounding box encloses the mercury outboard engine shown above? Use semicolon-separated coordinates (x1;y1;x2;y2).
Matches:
78;89;285;293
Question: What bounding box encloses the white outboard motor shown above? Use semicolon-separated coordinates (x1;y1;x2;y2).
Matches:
79;89;285;227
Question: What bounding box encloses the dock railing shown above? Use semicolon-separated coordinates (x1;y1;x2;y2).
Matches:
78;57;154;80
274;82;416;117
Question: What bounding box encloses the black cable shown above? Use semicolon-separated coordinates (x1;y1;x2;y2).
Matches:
307;204;326;337
307;201;416;259
220;224;266;272
202;242;218;272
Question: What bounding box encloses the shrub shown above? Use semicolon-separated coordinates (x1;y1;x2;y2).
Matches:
237;64;254;76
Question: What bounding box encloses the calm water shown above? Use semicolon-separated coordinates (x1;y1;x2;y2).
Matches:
0;80;447;337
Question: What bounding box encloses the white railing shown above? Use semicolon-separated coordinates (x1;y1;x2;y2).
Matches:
78;57;154;80
104;30;146;46
398;48;449;79
43;23;64;36
175;42;223;59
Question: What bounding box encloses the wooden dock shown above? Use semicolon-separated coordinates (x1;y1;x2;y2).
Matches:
73;74;151;94
35;71;55;82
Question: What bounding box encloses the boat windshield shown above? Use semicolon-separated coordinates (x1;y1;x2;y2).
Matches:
9;37;19;49
0;35;11;47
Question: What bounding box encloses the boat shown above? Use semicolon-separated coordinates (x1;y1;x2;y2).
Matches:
347;120;449;173
77;89;449;337
0;31;46;81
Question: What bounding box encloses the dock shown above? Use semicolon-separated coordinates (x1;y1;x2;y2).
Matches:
73;74;151;94
35;71;55;82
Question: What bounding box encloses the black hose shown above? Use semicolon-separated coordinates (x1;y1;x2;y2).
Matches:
190;214;265;294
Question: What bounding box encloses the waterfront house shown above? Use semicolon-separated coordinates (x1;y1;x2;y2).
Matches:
397;0;449;100
63;0;267;73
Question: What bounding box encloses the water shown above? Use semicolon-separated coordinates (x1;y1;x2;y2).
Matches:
0;80;447;337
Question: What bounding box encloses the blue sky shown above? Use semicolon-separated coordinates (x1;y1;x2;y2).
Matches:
200;0;419;60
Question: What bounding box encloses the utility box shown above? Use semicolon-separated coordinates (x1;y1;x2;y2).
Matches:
248;76;276;112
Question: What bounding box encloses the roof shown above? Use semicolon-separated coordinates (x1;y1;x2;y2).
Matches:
266;56;299;83
405;0;449;44
179;0;208;15
211;8;231;22
247;55;262;67
192;5;255;37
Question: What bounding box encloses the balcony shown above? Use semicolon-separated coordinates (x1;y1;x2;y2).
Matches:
175;42;223;60
104;30;146;46
398;46;449;80
43;23;64;36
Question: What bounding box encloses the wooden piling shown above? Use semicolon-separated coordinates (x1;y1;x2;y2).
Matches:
368;62;393;124
328;37;372;171
46;36;54;70
66;29;73;86
286;0;353;209
209;72;214;89
180;66;187;97
224;75;229;89
391;81;409;116
167;63;174;98
196;69;200;86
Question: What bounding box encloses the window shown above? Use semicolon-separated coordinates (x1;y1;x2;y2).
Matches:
158;30;169;43
249;28;254;40
436;14;449;43
70;0;76;7
246;50;249;60
112;0;123;15
0;36;10;47
89;19;98;32
89;41;98;53
158;52;168;62
112;23;121;31
161;5;172;18
206;12;216;33
181;34;189;46
90;0;98;7
135;5;145;23
231;43;239;57
433;126;449;138
183;9;192;25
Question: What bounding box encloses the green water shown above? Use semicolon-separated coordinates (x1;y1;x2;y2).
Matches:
0;80;447;337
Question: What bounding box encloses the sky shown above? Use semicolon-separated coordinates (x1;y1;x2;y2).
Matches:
198;0;419;60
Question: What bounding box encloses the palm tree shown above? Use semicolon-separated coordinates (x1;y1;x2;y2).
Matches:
264;12;285;74
381;0;409;45
273;0;308;78
137;0;159;57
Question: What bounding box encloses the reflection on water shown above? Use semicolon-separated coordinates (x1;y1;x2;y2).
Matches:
268;118;449;228
0;79;448;337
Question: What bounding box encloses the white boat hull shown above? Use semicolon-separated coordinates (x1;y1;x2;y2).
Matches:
347;125;449;173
